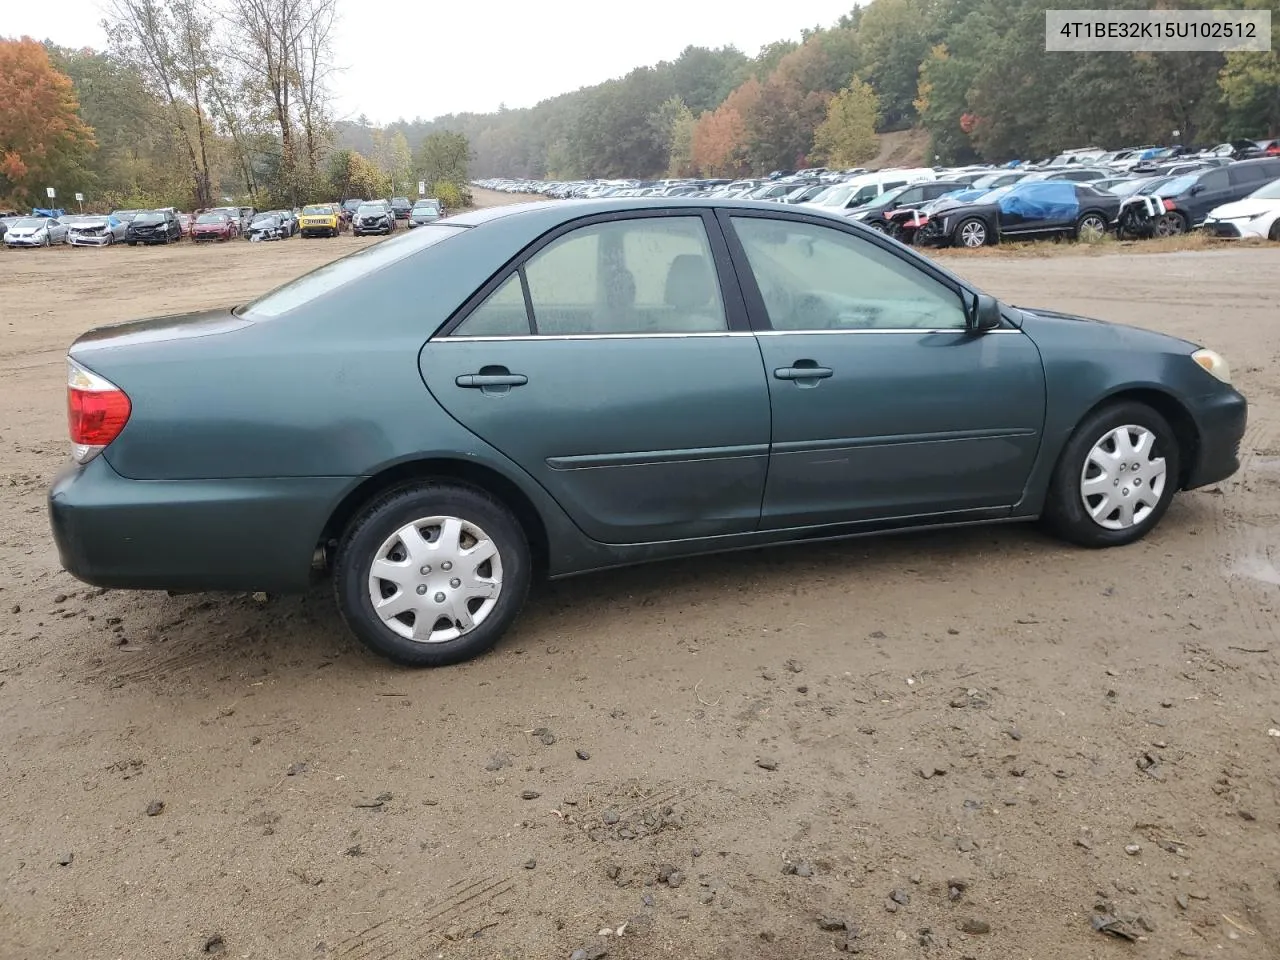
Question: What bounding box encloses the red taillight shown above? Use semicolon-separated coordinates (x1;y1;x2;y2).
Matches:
67;358;131;463
1162;199;1176;212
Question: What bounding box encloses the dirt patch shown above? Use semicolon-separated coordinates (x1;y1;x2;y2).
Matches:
868;128;933;169
1;195;1278;960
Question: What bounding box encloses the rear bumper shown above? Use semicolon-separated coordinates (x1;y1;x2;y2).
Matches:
1184;387;1247;489
48;455;354;593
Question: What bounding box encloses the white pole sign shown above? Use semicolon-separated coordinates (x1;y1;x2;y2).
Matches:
75;192;84;202
418;180;426;195
46;187;56;198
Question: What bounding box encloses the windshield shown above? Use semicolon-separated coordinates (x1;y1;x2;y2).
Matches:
863;185;910;209
252;215;280;226
357;204;386;216
15;218;48;228
240;225;465;320
1249;179;1280;200
302;205;330;215
973;185;1014;204
816;185;856;207
135;212;164;223
196;214;227;223
1156;174;1199;195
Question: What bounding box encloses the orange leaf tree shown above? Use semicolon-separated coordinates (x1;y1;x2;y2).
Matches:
0;37;96;207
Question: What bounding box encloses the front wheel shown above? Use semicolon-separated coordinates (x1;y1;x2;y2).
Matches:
955;217;989;248
1268;219;1280;242
1043;401;1181;548
333;483;532;666
1075;212;1109;243
1154;212;1188;237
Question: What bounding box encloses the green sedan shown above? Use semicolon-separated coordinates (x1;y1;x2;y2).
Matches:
49;198;1246;666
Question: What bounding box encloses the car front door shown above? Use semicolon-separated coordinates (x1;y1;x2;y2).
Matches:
1184;168;1231;224
419;211;772;544
721;210;1046;529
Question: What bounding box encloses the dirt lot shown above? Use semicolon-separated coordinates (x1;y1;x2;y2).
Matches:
1;191;1278;960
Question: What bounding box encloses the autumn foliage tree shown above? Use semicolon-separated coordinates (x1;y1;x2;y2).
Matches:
0;37;96;206
812;78;881;167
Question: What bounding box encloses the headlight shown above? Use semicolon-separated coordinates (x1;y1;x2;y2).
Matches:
1191;348;1231;384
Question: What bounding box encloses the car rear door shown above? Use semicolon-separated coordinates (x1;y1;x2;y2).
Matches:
720;209;1046;529
419;210;772;545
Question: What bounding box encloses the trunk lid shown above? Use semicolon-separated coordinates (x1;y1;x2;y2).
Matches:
69;309;251;357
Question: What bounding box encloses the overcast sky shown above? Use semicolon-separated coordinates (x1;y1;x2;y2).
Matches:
10;0;858;124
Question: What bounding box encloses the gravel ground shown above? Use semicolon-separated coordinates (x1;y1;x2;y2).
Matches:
1;192;1277;960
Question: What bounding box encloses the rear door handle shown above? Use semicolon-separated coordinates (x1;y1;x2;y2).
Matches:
774;365;833;381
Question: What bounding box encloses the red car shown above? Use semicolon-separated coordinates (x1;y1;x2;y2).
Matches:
190;212;239;242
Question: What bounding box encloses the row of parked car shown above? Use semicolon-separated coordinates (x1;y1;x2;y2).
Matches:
475;138;1280;248
1;197;446;250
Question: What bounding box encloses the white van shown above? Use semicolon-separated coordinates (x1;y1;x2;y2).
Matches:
800;168;937;213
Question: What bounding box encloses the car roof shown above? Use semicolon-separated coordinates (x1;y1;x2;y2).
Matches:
447;196;861;232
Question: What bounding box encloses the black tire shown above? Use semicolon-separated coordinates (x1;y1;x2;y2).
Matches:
1043;401;1181;548
1155;211;1188;237
1268;219;1280;242
333;482;531;667
954;217;990;248
1075;211;1109;243
127;240;137;246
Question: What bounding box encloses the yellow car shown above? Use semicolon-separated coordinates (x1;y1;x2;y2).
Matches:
299;204;340;238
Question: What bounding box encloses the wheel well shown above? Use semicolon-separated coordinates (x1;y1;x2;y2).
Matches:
1092;388;1200;487
318;459;550;576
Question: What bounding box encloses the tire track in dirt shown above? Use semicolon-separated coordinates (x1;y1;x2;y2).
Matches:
333;875;515;959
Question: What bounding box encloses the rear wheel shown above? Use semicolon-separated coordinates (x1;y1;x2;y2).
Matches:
334;483;531;666
1043;401;1180;548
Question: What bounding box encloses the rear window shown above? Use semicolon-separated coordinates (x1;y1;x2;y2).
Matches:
239;224;466;320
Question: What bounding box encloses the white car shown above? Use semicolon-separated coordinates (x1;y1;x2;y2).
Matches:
66;215;128;247
4;216;68;247
1202;178;1280;240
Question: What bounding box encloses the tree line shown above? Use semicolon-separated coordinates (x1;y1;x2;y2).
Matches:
0;0;473;211
4;0;1277;209
341;0;1277;180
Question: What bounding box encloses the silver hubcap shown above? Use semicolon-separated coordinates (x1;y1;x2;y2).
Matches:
959;221;986;247
1080;425;1167;530
1079;216;1106;241
367;516;502;643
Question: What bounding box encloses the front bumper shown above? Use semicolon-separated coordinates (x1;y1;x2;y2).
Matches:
68;233;112;246
48;455;354;593
1184;387;1248;489
5;236;45;246
1202;217;1271;240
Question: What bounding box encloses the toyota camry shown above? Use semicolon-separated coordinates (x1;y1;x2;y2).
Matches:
49;198;1246;666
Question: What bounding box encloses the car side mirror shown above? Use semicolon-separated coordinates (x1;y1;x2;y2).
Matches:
964;292;1002;332
1190;184;1204;195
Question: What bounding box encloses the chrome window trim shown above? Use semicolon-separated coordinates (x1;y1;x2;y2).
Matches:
755;328;1022;336
437;331;755;342
437;328;1020;342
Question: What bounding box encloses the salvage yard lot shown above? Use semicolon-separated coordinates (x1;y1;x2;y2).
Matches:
1;191;1278;959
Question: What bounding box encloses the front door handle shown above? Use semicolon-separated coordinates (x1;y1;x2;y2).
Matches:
456;366;528;395
456;373;529;388
774;362;833;383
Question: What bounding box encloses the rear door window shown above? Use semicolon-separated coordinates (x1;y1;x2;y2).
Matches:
494;216;727;336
